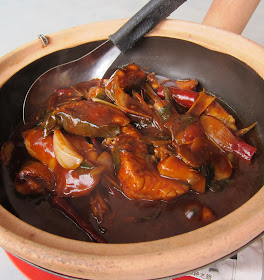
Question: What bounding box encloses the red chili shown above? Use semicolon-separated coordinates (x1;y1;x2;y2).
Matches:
52;196;106;243
157;85;198;108
235;140;257;161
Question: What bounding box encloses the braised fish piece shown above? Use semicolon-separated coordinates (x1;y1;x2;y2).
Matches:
118;150;189;201
158;155;206;193
15;161;55;195
105;64;152;118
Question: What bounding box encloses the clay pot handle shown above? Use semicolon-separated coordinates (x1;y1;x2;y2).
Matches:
202;0;261;35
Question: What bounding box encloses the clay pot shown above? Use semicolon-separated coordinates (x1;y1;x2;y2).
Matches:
0;1;264;279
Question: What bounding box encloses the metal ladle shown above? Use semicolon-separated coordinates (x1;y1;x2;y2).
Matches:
22;0;186;122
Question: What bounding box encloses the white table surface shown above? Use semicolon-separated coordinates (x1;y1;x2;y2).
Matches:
0;0;264;279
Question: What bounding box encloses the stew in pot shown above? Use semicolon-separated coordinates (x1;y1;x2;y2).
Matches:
1;63;260;243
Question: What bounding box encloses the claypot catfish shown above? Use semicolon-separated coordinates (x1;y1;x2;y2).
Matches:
0;5;264;280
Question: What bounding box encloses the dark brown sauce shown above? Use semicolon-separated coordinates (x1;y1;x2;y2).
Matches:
2;132;260;243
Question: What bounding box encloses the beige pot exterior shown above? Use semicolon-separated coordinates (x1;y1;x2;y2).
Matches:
0;19;264;280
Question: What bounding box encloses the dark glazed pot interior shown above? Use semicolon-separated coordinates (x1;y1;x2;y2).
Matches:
0;37;264;241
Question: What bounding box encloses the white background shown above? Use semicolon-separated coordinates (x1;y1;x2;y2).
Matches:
0;0;264;279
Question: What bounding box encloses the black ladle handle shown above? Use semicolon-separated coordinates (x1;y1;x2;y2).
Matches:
109;0;187;53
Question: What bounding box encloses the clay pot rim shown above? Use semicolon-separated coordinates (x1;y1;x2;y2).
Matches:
0;19;264;280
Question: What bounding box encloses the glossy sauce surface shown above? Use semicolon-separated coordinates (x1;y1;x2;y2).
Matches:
2;122;261;244
1;62;262;244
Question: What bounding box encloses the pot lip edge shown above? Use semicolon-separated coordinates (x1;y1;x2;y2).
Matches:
0;18;264;88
